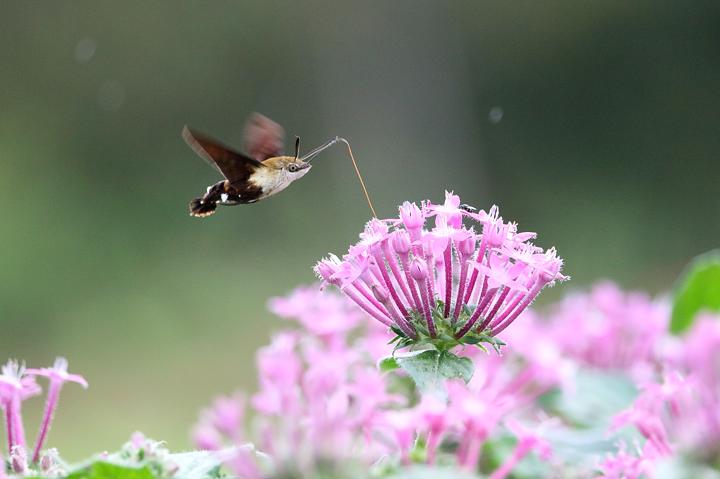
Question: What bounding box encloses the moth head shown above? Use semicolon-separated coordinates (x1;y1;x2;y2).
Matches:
286;160;312;178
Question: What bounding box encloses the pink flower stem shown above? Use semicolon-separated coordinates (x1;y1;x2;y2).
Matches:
344;283;393;327
477;277;490;311
452;258;470;323
501;368;535;397
377;294;417;339
359;282;415;337
413;276;434;335
443;245;452;318
424;279;437;338
476;287;509;332
426;430;442;464
5;403;15;454
10;397;25;451
489;441;534;479
487;290;525;330
426;259;436;301
32;380;62;463
461;432;484;470
352;281;394;321
454;288;496;339
491;283;544;336
383;243;415;310
463;238;487;303
372;250;410;318
400;255;423;314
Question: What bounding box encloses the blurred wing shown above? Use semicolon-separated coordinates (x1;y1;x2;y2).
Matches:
182;126;266;184
242;113;285;161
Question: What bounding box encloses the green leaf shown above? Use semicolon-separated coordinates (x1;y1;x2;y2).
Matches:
378;356;400;372
58;446;232;479
395;350;474;399
65;462;156;479
386;465;480;479
671;250;720;334
168;450;227;479
539;369;637;428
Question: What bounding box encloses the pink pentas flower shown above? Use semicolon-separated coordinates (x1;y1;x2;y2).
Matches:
490;419;553;479
26;358;88;389
544;282;667;373
314;192;567;355
26;358;87;464
268;285;364;338
0;360;41;454
597;442;648;479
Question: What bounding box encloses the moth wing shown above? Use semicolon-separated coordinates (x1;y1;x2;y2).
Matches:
242;113;285;161
182;126;266;186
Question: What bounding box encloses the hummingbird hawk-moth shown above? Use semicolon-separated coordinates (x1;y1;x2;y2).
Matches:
182;113;341;217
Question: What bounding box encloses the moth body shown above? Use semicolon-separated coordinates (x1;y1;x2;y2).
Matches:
182;114;318;218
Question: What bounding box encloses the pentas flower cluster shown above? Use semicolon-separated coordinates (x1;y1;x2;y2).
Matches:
315;192;567;353
194;286;559;479
0;358;87;476
197;281;720;478
544;282;669;375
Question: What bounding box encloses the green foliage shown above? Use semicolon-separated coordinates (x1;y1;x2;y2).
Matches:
384;299;517;398
63;462;156;479
535;369;641;472
378;356;400;372
384;465;480;479
671;250;720;334
13;439;227;479
394;349;473;399
391;301;505;354
539;370;637;428
166;451;226;479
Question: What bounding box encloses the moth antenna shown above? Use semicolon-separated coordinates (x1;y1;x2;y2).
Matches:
294;136;300;160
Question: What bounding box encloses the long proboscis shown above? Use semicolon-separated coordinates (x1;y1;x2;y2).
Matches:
301;136;377;218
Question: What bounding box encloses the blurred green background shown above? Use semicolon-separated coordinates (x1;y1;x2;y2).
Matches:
1;0;718;460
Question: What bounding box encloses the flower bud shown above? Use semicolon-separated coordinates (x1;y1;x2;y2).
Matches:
371;284;390;304
314;258;340;285
409;258;427;281
391;230;411;256
399;201;424;232
457;235;477;258
10;446;27;474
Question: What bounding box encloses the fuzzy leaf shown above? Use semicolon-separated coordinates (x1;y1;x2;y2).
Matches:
379;356;400;372
539;370;637;428
387;465;480;479
395;350;474;399
168;450;226;479
671;250;720;334
64;462;156;479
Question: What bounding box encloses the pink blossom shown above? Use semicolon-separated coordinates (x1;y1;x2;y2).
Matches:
26;358;87;463
315;193;567;354
0;360;41;454
543;282;668;372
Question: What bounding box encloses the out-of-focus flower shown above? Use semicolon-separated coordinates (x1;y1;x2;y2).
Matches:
0;357;86;475
200;280;720;478
664;314;720;458
268;285;365;340
543;282;668;375
597;442;648;479
26;358;88;463
0;360;41;454
315;192;567;354
197;285;564;478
